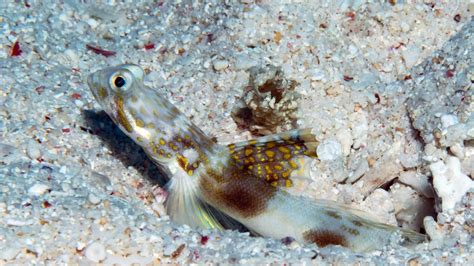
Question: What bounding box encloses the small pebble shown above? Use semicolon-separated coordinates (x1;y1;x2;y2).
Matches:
213;59;229;71
26;140;42;159
85;242;106;262
163;243;177;257
235;56;257;70
440;114;459;129
317;139;342;161
28;183;50;197
88;193;101;205
0;247;20;260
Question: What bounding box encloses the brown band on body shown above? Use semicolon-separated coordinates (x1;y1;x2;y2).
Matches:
200;167;277;218
303;229;348;248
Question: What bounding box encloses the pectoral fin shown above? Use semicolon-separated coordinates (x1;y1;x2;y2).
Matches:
165;169;245;231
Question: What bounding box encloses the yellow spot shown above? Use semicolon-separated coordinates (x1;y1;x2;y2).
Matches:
146;123;156;129
185;135;191;140
167;153;172;158
139;107;147;115
233;155;240;160
283;153;292;160
188;170;193;176
98;87;108;98
248;157;255;163
267;142;276;148
136;136;143;142
248;165;253;170
289;160;299;169
152;146;158;154
274;164;283;171
278;146;291;154
265;150;275;158
244;148;253;156
131;95;138;103
135;119;145;127
282;171;290;178
192;162;199;168
170;143;178;151
159;138;166;145
177;137;183;142
265;165;272;172
249;140;257;145
285;179;292;187
271;181;278;187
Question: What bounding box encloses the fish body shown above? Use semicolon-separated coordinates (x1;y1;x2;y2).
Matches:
87;64;425;252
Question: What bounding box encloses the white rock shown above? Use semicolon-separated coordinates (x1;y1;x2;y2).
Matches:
85;242;106;262
423;216;444;241
400;21;410;32
347;158;368;183
402;44;420;69
309;68;325;81
391;184;434;231
349;112;368;149
5;218;34;226
163;243;177;256
213;59;229;71
449;143;464;159
26;140;42;159
361;189;396;224
317;139;342;161
430;156;474;211
440;114;459;129
88;193;101;205
0;247;20;260
28;183;50;196
64;49;79;64
398;171;434;198
336;128;352;156
234;55;257;70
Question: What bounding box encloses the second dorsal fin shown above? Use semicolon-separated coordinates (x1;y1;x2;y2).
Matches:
227;129;318;188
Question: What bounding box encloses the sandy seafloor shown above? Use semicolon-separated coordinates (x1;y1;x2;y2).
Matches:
0;0;473;264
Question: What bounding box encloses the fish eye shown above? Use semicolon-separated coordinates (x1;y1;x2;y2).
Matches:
113;76;126;88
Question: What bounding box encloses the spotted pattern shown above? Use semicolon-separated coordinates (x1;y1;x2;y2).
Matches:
227;130;317;187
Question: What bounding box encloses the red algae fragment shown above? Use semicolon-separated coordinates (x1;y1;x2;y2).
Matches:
62;128;71;133
71;93;81;99
446;69;455;78
200;235;209;245
10;40;22;57
346;11;356;21
86;44;116;57
35;86;45;94
343;75;354;81
144;42;155;50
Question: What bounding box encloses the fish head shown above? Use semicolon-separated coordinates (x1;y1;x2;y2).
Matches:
87;64;153;135
87;64;144;117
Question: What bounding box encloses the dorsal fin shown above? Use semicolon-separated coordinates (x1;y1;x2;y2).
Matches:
227;129;318;188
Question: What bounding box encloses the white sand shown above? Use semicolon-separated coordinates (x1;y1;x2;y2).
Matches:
0;1;473;264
